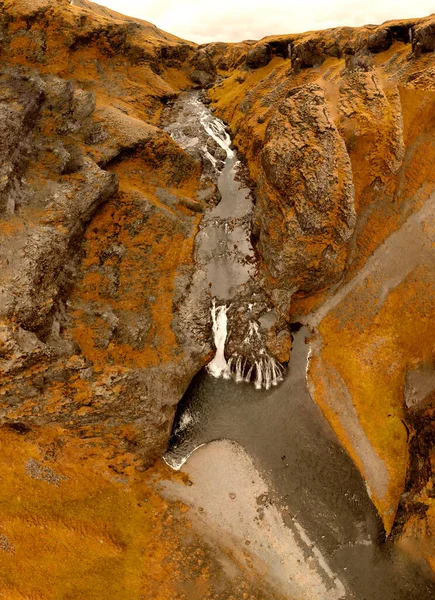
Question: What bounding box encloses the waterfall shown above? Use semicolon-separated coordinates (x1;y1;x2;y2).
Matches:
207;300;284;390
206;300;231;379
199;111;234;160
165;94;284;391
228;349;284;390
252;352;284;390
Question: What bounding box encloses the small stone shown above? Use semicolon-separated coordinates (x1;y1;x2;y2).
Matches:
186;479;193;486
229;492;236;499
25;458;67;487
0;534;14;554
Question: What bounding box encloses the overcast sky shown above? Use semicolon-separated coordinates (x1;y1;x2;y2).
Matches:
99;0;435;43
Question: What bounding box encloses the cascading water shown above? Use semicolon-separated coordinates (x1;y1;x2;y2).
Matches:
164;91;285;390
206;300;231;379
160;93;435;600
207;301;284;389
199;110;234;161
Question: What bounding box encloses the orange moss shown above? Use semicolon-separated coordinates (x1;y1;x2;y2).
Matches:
0;426;186;600
0;425;282;599
311;267;435;532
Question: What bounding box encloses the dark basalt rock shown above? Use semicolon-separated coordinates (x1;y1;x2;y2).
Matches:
190;69;215;88
413;22;435;54
291;36;341;69
247;44;272;69
190;48;216;74
189;48;217;87
367;25;412;54
368;28;393;53
159;42;193;66
268;39;291;59
389;24;412;43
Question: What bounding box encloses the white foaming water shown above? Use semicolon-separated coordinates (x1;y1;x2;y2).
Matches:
174;411;194;434
253;352;284;390
231;320;284;390
207;304;284;390
199;111;234;160
166;94;233;171
206;300;231;379
229;350;284;390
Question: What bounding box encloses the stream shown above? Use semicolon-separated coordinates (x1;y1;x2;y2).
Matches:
161;92;435;599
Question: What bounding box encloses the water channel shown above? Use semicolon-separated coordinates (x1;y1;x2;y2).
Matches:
161;92;435;599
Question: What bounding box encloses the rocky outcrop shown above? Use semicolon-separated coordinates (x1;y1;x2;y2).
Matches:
247;44;272;68
413;22;435;54
0;69;116;334
0;0;209;469
258;83;355;311
189;47;217;87
3;1;435;590
291;34;342;69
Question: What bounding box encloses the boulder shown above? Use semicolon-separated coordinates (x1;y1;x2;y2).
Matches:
367;28;392;53
257;83;355;309
247;44;272;68
189;48;216;87
291;36;341;69
413;22;435;53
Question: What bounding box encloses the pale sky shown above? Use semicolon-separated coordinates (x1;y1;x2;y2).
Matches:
99;0;435;43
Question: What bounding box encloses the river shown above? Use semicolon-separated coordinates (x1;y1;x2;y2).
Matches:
160;92;435;600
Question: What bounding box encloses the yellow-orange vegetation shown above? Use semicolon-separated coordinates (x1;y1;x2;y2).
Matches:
0;425;279;599
311;267;435;532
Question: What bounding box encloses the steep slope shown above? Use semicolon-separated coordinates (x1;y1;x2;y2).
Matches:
69;0;181;39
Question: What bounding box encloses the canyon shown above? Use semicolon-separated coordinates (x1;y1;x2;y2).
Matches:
1;0;435;598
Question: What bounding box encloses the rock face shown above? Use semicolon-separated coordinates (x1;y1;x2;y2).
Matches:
258;82;355;311
247;44;272;68
189;47;217;87
0;0;209;469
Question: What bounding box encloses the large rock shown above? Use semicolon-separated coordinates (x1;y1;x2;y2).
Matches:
247;44;272;68
0;63;206;465
0;71;45;214
189;48;216;88
257;83;355;312
0;1;208;468
367;28;393;53
291;35;341;69
413;22;435;53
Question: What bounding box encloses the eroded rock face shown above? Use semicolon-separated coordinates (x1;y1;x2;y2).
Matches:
189;48;217;88
291;35;342;69
247;44;272;69
257;83;355;311
0;0;209;468
3;0;435;583
413;22;435;53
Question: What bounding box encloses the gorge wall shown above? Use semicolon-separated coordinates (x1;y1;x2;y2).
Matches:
1;0;435;597
203;17;435;553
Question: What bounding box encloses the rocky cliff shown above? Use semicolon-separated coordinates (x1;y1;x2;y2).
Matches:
0;0;215;472
1;0;435;597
